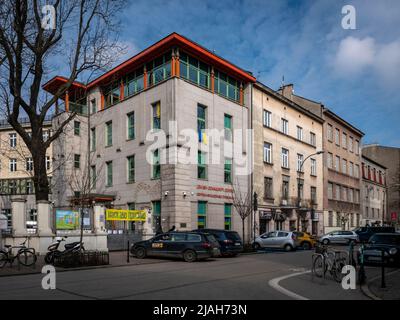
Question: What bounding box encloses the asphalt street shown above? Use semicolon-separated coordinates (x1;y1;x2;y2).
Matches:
0;249;381;300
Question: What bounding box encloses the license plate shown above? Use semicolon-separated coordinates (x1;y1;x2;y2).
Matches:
368;256;382;262
235;243;241;246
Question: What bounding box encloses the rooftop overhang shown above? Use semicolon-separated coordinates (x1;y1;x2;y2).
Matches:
42;76;87;100
68;193;116;206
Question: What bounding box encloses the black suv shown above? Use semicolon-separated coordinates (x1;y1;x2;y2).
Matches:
359;233;400;267
354;226;395;243
194;229;243;256
131;232;220;262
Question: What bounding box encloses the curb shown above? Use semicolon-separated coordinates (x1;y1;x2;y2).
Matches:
360;269;400;300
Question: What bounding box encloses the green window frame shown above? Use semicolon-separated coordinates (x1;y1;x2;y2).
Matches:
224;114;232;141
152;149;161;179
152;201;161;216
91;127;96;151
198;151;207;180
147;52;172;87
224;203;232;231
197;201;207;229
125;68;144;98
90;165;96;189
104;83;120;109
214;71;240;102
179;52;210;89
127;155;135;183
152;102;161;130
106;161;113;187
74;154;80;169
224;158;232;184
105;121;112;147
74;121;80;136
127;112;135;140
197;104;206;142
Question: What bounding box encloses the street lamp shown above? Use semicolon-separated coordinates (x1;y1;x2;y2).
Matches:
297;150;324;232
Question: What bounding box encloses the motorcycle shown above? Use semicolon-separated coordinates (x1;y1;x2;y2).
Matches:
44;237;85;264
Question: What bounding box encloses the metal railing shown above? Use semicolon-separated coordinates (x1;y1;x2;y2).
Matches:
0;114;53;128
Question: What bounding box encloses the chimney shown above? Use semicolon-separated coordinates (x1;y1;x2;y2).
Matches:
279;84;294;101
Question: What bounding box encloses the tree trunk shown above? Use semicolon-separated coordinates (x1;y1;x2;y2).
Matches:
242;218;245;245
32;143;50;202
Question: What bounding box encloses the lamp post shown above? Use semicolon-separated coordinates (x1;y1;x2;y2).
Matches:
297;150;324;232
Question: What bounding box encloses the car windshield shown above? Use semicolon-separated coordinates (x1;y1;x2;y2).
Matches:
369;234;400;245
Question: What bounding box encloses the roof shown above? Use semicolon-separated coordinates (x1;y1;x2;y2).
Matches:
362;154;387;169
43;33;256;94
323;108;365;137
254;81;324;124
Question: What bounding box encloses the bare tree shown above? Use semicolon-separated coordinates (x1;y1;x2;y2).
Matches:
0;0;126;202
231;178;254;244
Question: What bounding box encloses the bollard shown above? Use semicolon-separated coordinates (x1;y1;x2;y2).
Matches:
358;244;366;285
127;240;130;263
381;250;386;289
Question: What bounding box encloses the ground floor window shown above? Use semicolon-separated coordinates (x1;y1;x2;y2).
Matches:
224;203;232;230
152;201;161;233
26;208;37;234
1;209;12;233
197;201;207;229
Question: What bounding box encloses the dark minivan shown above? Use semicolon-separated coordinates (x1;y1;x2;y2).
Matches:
194;229;243;256
131;232;220;262
355;226;395;243
359;233;400;267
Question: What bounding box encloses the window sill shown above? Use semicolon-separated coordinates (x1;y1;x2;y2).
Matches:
105;145;113;148
282;167;290;171
126;138;135;142
264;161;273;166
127;181;135;184
310;174;317;178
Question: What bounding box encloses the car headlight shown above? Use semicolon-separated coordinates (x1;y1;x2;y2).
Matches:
389;248;398;255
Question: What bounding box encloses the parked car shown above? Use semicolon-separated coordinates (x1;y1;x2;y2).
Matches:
319;230;358;245
253;231;298;251
359;233;400;267
131;231;221;262
354;226;396;243
293;231;317;250
193;229;243;256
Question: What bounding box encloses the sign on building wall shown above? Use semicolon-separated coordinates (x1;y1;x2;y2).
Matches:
391;212;398;221
105;209;146;222
56;210;80;230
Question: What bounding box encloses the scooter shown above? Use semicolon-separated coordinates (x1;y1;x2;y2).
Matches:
44;237;85;264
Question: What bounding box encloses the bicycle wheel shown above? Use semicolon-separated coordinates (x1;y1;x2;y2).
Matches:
332;258;347;283
17;249;37;267
313;255;325;278
0;252;7;268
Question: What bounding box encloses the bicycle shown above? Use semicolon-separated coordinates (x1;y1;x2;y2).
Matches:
0;238;37;268
312;243;347;283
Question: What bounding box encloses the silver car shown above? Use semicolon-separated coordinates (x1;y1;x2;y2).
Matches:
319;230;358;245
253;231;298;251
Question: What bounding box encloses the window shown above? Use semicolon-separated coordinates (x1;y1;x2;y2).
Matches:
104;82;120;108
152;201;161;232
127;155;135;183
263;110;272;127
281;118;288;135
224;114;232;141
328;183;333;199
26;157;33;172
349;162;354;177
106;161;113;187
43;130;49;142
355;140;359;155
198;151;207;180
105;121;112;147
327;124;333;141
91;128;96;151
281;148;289;169
74;154;81;169
335;128;340;145
342;187;347;202
298;179;304;200
336;213;341;227
348;188;354;203
297;126;303;141
180;52;210;90
74;121;80;136
311;187;317;204
147;52;172;86
10;159;17;172
328;211;333;227
342;132;347;149
297;154;304;172
152;149;161;179
264;177;273;200
197;201;207;229
336;185;341;200
198;104;206;142
355;190;360;203
224;159;232;183
46;156;51;170
282;176;290;200
355;164;360;178
127;112;135;140
349;137;353;152
311;158;317;176
327;153;333;169
342;159;347;174
152;102;161;130
91;99;97;114
224;204;232;231
9;133;17;148
335;156;340;172
263;143;272;164
125;68;145;97
214;70;240;102
310;132;316;146
90;165;96;189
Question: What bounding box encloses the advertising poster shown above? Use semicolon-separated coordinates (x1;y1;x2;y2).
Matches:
56;210;80;230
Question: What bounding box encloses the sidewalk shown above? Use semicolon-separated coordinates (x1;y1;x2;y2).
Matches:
0;251;167;277
364;269;400;300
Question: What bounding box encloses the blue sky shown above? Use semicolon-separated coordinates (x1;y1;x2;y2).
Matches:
115;0;400;146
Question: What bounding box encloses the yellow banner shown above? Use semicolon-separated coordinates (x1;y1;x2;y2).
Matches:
106;209;146;222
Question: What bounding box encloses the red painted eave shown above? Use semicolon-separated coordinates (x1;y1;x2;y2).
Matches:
42;76;87;97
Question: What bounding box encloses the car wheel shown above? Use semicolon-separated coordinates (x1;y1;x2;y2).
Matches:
183;250;197;262
301;242;311;250
135;247;146;259
253;243;261;250
322;239;330;245
284;244;293;252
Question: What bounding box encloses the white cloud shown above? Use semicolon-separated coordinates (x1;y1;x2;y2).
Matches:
375;41;400;82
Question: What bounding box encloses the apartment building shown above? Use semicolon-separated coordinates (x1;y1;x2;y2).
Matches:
0;117;53;233
44;33;256;240
253;83;324;236
361;155;387;226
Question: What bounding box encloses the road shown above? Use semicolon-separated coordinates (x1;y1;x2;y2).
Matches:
0;250;373;300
